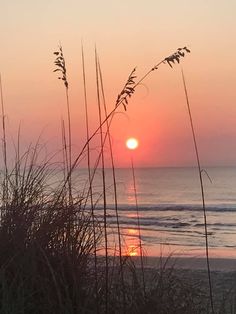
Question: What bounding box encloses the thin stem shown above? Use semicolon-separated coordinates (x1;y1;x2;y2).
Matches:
98;58;126;313
64;85;73;251
61;118;68;181
81;44;99;314
14;124;21;204
181;68;214;314
53;44;72;204
95;49;108;314
61;118;69;202
0;73;8;209
65;88;73;204
130;156;146;297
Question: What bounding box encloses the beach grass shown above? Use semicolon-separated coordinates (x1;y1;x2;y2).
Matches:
0;46;235;313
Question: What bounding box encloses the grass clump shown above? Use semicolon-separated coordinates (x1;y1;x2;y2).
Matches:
0;143;101;313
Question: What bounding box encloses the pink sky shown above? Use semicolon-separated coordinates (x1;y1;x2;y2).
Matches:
0;0;236;167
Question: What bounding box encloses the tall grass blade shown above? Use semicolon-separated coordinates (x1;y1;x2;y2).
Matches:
130;156;146;297
181;67;214;314
53;44;72;204
95;48;109;314
98;58;126;313
0;73;8;210
81;44;99;314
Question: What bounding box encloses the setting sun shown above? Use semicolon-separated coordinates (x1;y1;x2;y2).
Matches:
126;138;139;150
126;245;139;257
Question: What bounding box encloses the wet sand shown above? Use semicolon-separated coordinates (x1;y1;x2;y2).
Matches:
141;256;236;272
127;256;236;312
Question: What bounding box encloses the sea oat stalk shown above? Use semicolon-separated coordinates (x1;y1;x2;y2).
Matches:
95;48;109;314
53;44;72;204
98;58;126;313
181;68;214;314
81;44;99;314
0;73;8;210
130;155;146;297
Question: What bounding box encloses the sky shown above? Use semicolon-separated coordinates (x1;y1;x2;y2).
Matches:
0;0;236;167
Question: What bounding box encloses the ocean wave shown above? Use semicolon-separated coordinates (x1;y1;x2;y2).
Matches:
93;203;236;213
106;218;191;229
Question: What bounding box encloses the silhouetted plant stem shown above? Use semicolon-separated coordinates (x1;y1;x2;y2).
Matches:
95;49;109;314
61;118;69;184
81;44;99;314
11;123;23;207
0;73;8;210
13;124;21;202
98;58;126;313
53;44;72;204
181;68;214;314
65;88;72;200
130;156;146;297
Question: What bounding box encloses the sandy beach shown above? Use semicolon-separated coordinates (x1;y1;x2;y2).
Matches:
140;256;236;272
127;256;236;312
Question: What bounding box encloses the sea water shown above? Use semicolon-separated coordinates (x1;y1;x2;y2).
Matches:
78;167;236;258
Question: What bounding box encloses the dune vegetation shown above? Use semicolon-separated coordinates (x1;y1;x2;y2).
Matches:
0;46;234;314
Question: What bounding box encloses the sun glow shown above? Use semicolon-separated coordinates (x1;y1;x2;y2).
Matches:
126;245;139;257
126;138;139;150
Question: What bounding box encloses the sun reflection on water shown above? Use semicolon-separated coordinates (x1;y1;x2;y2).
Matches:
123;228;141;256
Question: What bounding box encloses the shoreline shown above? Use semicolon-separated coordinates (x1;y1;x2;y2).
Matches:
131;256;236;272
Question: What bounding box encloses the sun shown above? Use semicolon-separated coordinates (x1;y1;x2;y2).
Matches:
126;138;139;150
126;245;138;257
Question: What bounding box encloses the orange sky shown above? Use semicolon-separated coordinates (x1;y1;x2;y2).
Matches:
0;0;236;167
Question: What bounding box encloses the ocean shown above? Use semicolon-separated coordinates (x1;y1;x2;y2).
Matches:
79;167;236;258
